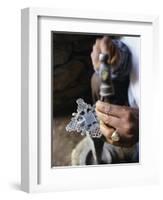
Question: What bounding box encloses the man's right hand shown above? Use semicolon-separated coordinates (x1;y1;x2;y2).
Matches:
91;36;120;71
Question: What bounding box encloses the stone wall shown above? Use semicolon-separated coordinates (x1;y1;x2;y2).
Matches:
53;33;98;115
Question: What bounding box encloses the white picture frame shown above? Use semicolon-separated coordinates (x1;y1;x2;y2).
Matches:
21;7;159;193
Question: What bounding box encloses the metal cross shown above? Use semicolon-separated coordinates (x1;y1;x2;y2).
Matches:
66;98;101;138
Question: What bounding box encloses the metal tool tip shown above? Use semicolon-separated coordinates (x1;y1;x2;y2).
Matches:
99;53;109;62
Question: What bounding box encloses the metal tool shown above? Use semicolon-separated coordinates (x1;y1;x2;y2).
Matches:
99;53;114;102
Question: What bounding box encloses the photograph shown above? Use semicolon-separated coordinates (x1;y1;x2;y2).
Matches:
52;32;140;167
20;7;159;193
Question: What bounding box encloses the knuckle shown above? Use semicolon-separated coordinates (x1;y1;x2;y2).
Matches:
105;116;111;124
92;44;96;51
104;105;111;114
102;102;110;113
95;102;100;110
102;36;108;42
91;53;94;61
101;104;106;112
95;38;100;44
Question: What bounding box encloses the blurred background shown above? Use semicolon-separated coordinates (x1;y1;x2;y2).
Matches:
52;33;98;166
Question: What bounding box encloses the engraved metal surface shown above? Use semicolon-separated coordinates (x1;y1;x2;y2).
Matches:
66;99;101;138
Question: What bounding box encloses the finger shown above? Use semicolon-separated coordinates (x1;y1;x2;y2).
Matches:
92;38;101;53
91;40;101;69
100;36;112;54
100;121;114;141
96;109;121;129
91;51;100;69
95;38;101;49
100;122;121;146
96;101;125;118
100;122;133;147
100;122;128;147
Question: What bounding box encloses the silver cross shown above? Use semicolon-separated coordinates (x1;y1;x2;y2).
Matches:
66;98;101;138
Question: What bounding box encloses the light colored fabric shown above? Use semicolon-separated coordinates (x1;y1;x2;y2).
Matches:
121;37;140;108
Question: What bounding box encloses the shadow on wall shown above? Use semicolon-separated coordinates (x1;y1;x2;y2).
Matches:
52;33;100;116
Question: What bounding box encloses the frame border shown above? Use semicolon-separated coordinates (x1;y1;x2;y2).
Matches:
21;7;159;193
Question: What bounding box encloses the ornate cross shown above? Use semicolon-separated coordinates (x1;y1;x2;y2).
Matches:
66;98;101;138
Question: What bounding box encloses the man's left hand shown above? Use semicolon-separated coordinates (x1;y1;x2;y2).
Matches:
96;101;139;147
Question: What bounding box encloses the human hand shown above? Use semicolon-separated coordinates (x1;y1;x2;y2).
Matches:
96;101;139;147
91;36;120;71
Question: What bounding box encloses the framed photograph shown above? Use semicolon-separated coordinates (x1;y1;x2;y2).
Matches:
21;7;159;193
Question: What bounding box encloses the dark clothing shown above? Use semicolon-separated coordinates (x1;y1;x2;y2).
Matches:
90;39;139;164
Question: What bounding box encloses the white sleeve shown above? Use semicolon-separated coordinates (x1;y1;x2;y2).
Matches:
121;37;140;108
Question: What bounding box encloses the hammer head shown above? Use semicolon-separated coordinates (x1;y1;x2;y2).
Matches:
99;53;109;63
